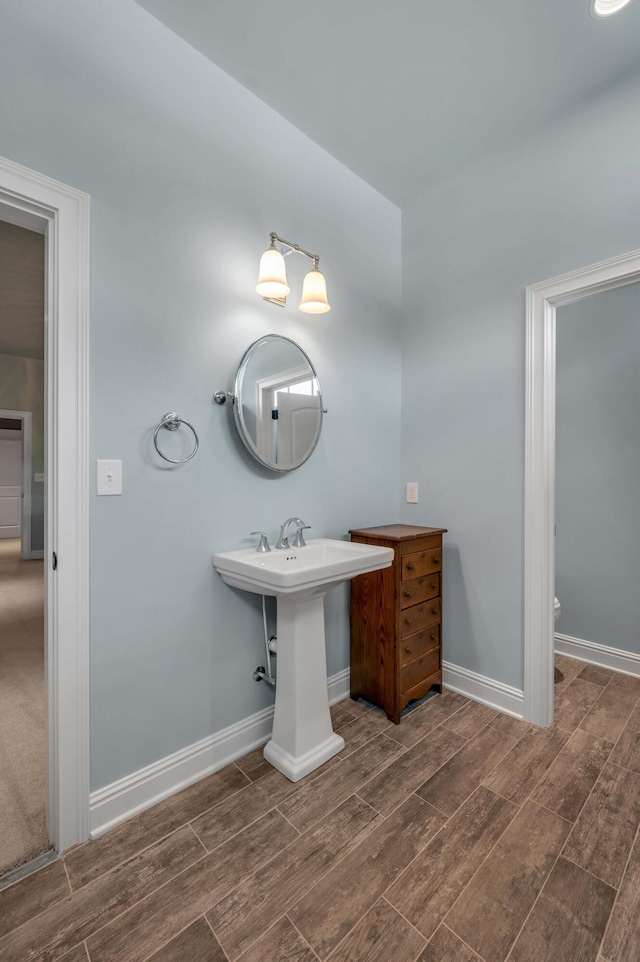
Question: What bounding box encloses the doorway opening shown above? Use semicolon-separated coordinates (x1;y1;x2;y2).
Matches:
0;216;47;874
524;247;640;726
0;154;90;869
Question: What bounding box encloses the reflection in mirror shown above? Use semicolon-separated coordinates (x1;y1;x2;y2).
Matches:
233;335;323;472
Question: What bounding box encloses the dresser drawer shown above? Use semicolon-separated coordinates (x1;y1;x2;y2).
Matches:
400;598;441;638
400;624;440;666
400;573;440;610
401;547;442;580
400;645;441;694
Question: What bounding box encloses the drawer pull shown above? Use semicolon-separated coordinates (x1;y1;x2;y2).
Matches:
431;583;437;589
405;647;411;654
431;633;436;640
432;607;438;615
404;591;412;598
406;563;415;571
433;557;440;565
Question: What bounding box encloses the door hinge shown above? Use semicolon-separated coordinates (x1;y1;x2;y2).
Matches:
52;551;57;571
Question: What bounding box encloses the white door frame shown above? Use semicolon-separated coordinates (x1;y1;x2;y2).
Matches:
524;247;640;726
0;408;33;557
0;155;90;852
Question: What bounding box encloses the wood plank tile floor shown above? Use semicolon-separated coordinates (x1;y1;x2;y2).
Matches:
2;656;640;962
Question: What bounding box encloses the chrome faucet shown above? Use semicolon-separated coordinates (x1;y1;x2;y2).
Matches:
275;517;309;549
250;531;271;553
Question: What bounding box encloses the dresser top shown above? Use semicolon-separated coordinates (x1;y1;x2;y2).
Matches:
349;523;447;541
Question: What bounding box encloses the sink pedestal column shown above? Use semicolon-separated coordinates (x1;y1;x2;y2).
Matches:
263;589;345;782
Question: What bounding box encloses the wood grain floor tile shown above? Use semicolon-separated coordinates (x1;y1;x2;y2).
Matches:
490;714;530;740
580;675;640;744
357;726;465;816
277;735;403;832
65;764;248;889
601;830;640;962
57;946;88;962
481;724;569;804
146;917;226;962
331;702;359;729
342;698;373;717
508;856;615;962
554;678;603;732
579;665;616;687
290;794;445;959
338;711;393;758
233;746;272;782
191;756;337;852
416;724;518;816
0;827;205;962
563;761;640;887
554;656;585;694
532;728;612;822
237;917;317;962
206;796;381;960
326;899;425;962
441;700;500;739
608;704;640;776
85;809;297;962
385;786;517;939
417;925;482;962
445;800;571;962
0;860;70;940
383;690;468;749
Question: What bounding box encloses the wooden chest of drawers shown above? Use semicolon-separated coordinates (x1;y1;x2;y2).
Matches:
349;524;447;724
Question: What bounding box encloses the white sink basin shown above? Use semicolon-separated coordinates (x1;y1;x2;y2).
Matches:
213;536;393;783
213;538;393;597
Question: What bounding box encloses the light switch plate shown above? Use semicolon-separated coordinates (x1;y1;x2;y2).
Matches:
34;473;44;482
406;482;419;504
97;459;122;496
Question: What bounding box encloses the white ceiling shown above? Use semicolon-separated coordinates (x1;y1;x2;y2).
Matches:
135;0;640;206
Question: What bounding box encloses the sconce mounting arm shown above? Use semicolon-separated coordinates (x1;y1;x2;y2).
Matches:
269;232;319;270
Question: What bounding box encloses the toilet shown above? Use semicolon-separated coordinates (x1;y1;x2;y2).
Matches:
554;596;561;622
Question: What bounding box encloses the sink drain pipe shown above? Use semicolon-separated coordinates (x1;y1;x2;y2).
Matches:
253;595;276;686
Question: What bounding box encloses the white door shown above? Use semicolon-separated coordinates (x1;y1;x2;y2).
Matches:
276;392;321;465
0;432;21;538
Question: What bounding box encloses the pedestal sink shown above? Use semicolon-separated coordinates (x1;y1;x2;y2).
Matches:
213;538;393;781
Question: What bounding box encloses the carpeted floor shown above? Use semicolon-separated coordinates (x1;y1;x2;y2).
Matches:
0;538;48;876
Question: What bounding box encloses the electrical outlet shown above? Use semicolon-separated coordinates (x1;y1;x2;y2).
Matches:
406;482;419;504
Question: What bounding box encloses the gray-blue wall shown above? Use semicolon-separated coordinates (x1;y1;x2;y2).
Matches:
556;284;640;655
0;0;401;789
401;67;640;690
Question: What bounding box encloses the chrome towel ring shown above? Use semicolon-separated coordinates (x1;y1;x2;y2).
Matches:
153;412;199;464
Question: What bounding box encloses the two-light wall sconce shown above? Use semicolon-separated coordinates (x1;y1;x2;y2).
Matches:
256;232;331;314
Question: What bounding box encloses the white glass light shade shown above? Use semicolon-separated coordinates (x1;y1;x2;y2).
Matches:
590;0;633;16
299;268;331;314
256;248;290;299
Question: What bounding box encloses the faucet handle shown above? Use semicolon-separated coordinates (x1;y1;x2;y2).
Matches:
292;525;311;548
250;531;271;553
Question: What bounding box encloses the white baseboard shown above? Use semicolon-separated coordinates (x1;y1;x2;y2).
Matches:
442;661;524;719
90;667;352;838
327;667;350;704
555;633;640;678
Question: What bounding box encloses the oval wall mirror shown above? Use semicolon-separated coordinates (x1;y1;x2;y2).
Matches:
232;335;323;472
